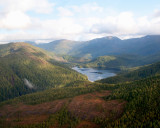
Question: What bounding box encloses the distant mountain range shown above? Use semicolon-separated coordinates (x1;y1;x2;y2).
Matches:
28;35;160;59
28;39;84;55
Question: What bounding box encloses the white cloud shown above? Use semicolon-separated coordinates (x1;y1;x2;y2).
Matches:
0;0;54;30
0;41;9;44
137;12;160;35
57;3;103;17
89;12;138;35
117;12;137;34
0;11;31;29
89;17;117;34
40;18;84;39
0;1;160;42
24;78;35;89
71;3;103;14
89;10;160;37
58;7;74;17
0;0;54;14
153;9;160;18
0;31;42;41
31;0;54;14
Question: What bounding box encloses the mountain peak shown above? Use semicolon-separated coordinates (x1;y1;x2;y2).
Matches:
104;36;119;40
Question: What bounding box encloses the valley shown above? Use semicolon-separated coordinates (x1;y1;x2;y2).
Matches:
0;35;160;128
1;0;160;127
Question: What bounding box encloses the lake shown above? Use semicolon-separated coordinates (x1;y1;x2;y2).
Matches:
72;67;116;82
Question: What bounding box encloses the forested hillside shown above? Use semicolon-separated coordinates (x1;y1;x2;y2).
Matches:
0;71;159;128
102;75;160;128
0;42;87;102
98;61;160;84
82;55;141;70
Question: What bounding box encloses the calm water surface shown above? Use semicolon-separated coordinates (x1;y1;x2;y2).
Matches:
72;67;116;82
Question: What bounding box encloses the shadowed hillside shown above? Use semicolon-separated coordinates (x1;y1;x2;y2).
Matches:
0;42;87;102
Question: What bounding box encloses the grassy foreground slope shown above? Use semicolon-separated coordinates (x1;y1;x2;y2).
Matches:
0;42;87;102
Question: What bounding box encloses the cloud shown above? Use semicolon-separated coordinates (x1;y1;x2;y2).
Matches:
40;18;84;38
30;0;54;14
137;12;160;35
89;11;160;37
89;12;138;35
117;12;137;34
153;10;160;18
71;3;103;14
0;0;54;14
0;11;31;29
0;31;43;41
23;78;35;89
58;7;74;17
57;3;103;18
0;1;160;42
0;0;54;30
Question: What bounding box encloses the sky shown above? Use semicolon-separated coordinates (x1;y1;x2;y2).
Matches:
0;0;160;43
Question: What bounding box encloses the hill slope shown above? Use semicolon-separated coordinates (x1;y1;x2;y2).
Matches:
32;39;84;55
82;53;160;70
70;36;122;58
98;61;160;84
0;42;87;102
83;55;142;70
103;75;160;128
0;73;159;128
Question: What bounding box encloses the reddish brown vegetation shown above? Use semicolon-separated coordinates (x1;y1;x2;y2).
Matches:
76;121;99;128
68;90;126;120
0;99;68;125
0;90;126;127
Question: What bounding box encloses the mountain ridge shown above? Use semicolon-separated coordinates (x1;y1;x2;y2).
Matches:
26;35;160;59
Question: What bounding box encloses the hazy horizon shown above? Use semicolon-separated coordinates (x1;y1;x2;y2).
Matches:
0;34;158;45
